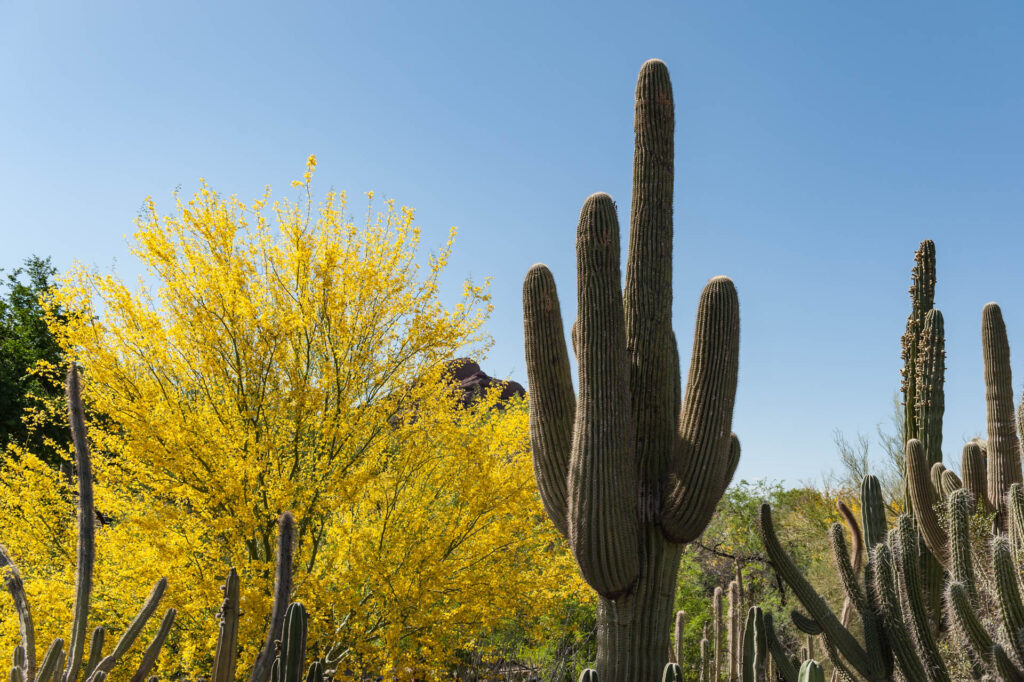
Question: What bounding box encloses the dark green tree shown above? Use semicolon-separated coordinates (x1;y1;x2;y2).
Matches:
0;255;68;463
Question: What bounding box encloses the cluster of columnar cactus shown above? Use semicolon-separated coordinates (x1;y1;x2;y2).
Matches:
2;366;333;682
523;57;740;680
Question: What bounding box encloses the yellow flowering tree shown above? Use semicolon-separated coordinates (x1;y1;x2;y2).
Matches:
0;158;588;679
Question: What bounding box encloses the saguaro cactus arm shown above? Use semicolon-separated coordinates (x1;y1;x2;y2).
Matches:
522;264;575;538
905;439;949;567
961;442;990;512
569;192;640;598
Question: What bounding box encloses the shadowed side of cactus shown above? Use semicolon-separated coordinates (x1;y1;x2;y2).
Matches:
962;442;990;512
662;661;683;682
523;59;739;680
798;660;825;682
981;303;1023;529
578;668;597;682
273;603;307;682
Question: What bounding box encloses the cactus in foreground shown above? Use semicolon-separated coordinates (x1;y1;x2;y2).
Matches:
523;59;739;679
211;569;240;682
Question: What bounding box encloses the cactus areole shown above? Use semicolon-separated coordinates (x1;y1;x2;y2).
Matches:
523;59;740;680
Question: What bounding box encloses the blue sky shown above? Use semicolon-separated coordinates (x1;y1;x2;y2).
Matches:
2;2;1022;485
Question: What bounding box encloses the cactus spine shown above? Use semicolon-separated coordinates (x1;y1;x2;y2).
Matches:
522;59;739;679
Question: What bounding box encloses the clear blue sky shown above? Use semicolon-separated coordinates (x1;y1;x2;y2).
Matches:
2;2;1022;485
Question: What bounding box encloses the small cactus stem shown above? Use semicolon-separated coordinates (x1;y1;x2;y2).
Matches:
962;442;991;512
992;536;1024;665
982;303;1024;530
1008;484;1024;554
893;516;948;682
522;263;575;538
742;608;755;682
91;579;167;677
127;609;175;682
835;502;862;631
279;603;308;682
36;641;64;682
871;544;929;682
64;364;95;682
0;546;35;682
947;581;994;668
81;627;104;681
672;610;685;665
800;647;808;663
941;470;963;498
728;580;742;681
303;660;323;682
930;463;947;501
211;569;240;682
860;476;887;550
756;504;875;680
698;633;709;682
948;489;978;605
798;660;826;682
763;613;797;682
818;635;857;682
905;439;950;567
804;636;813;664
251;513;296;682
789;611;821;637
664;661;683;682
993;643;1024;682
577;670;597;682
752;608;766;682
713;586;723;682
827;523;886;665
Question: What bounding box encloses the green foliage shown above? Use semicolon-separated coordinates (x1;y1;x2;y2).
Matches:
0;256;67;464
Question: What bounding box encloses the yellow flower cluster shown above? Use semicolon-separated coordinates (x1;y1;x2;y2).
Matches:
0;164;588;679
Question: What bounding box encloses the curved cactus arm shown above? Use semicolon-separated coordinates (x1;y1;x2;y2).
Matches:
564;192;640;598
624;58;678;524
871;544;929;682
92;578;167;676
762;613;798;682
36;641;64;682
0;546;35;682
127;608;175;682
64;365;95;682
982;303;1024;530
522;263;575;538
251;513;295;682
947;581;994;669
211;569;240;682
893;517;948;682
993;643;1024;682
81;628;104;682
962;442;991;512
905;439;949;567
941;470;963;498
789;610;822;636
662;276;740;543
757;504;872;679
992;536;1024;665
860;476;888;550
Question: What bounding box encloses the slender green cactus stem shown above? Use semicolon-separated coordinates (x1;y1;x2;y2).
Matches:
662;662;682;682
993;643;1024;682
940;470;963;498
279;604;307;682
917;309;945;471
860;476;887;550
81;628;104;682
757;504;879;681
713;586;723;682
578;669;597;682
799;661;825;682
250;512;295;682
992;536;1024;666
36;641;64;682
0;546;35;682
523;59;739;680
762;613;797;682
872;544;929;682
127;609;175;682
893;516;947;682
742;608;755;682
948;490;978;605
835;501;862;632
729;580;742;681
64;364;95;682
901;240;936;512
947;581;994;669
905;439;949;567
90;579;167;677
981;302;1023;530
930;463;947;501
962;442;991;512
211;569;240;682
1010;483;1024;554
673;610;685;665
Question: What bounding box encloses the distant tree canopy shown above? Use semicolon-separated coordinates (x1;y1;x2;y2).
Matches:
0;255;67;462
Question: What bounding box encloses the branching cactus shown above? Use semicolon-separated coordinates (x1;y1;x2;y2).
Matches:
523;59;740;679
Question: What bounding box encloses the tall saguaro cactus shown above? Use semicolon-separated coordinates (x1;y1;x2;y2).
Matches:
981;302;1023;529
523;59;740;680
